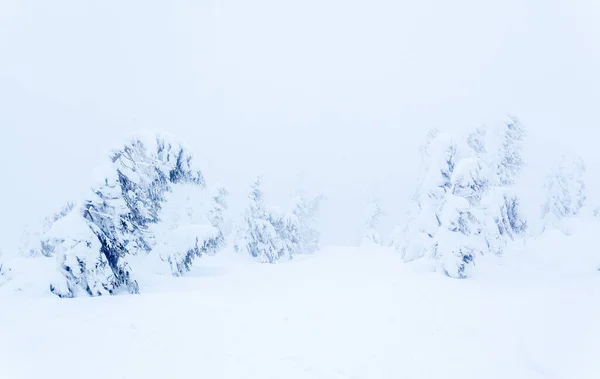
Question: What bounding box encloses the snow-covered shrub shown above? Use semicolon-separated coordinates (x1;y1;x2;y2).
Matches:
150;183;225;277
35;133;226;297
541;154;586;231
361;200;384;247
18;202;76;258
22;202;78;258
0;250;9;286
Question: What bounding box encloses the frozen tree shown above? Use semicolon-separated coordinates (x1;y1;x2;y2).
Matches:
414;155;492;278
490;189;526;240
18;225;38;257
401;128;524;277
42;133;223;297
48;209;116;297
451;158;490;206
475;118;528;240
466;127;487;157
401;133;458;262
290;193;323;254
493;116;525;186
269;211;299;258
541;155;586;228
234;179;322;261
234;178;291;263
435;194;482;278
153;184;231;275
150;183;225;277
361;200;384;247
208;186;229;235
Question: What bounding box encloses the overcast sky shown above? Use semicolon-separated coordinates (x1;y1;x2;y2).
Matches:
1;0;599;252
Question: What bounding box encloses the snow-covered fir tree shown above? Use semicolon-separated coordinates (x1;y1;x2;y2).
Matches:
32;133;226;297
486;117;528;239
464;119;527;243
493;116;526;186
401;132;459;263
466;126;487;156
435;194;481;278
290;192;323;254
234;178;292;263
541;154;586;229
400;121;529;278
208;186;229;235
436;158;490;277
361;200;384;247
269;211;299;258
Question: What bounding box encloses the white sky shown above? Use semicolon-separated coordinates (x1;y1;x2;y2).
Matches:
1;0;599;252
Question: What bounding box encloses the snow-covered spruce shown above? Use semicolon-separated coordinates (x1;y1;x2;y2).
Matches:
400;133;458;264
436;158;490;278
33;133;226;297
490;117;527;239
466;118;527;241
234;178;294;263
399;121;528;278
492;116;526;186
541;154;586;231
234;179;323;262
290;192;323;254
462;119;527;244
400;133;485;277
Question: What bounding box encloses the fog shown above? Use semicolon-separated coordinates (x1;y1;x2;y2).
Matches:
1;0;599;253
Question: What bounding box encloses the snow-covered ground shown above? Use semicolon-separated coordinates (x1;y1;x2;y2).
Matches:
1;243;599;379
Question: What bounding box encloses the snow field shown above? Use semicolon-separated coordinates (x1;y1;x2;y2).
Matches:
1;246;598;379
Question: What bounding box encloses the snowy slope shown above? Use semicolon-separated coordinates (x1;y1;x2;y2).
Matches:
1;245;598;379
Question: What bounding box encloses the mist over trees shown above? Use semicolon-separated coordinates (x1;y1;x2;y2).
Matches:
0;116;595;296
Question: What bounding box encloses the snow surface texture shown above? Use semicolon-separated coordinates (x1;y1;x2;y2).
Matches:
1;244;599;379
19;133;227;297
